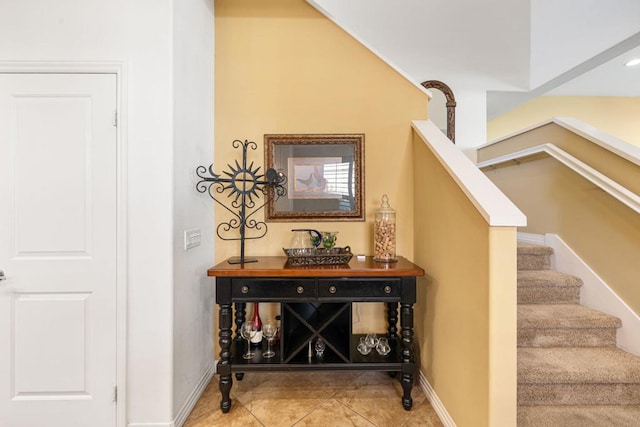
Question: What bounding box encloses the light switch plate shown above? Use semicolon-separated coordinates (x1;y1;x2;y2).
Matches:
184;228;201;250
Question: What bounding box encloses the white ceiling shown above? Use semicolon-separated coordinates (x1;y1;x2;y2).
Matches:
309;0;640;119
549;44;640;97
311;0;531;91
488;33;640;119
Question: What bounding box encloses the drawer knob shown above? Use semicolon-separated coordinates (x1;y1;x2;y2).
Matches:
383;285;392;294
329;285;337;294
296;286;305;294
241;285;249;294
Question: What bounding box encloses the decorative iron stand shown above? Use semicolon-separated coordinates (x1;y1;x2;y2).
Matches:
196;139;287;264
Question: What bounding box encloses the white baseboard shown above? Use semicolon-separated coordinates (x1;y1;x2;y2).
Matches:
127;360;216;427
128;423;173;427
516;232;545;245
417;370;456;427
544;234;640;356
172;360;217;427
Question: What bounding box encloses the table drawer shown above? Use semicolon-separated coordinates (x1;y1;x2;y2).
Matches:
231;278;316;301
318;278;401;300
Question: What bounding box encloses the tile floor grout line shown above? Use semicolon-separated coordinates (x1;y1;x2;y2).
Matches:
184;371;442;427
290;398;333;427
335;397;380;427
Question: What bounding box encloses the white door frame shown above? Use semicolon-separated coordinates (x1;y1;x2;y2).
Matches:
0;61;128;427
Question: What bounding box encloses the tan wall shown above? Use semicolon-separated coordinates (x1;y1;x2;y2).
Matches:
484;156;640;315
413;133;517;427
487;96;640;148
478;123;640;196
215;0;428;328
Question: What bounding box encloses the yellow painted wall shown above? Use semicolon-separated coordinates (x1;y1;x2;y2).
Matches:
214;0;428;329
487;96;640;147
413;133;518;426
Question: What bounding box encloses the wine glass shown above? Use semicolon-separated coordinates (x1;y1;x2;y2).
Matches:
364;333;378;349
376;337;391;356
240;322;256;359
262;321;277;358
314;337;326;359
357;337;372;355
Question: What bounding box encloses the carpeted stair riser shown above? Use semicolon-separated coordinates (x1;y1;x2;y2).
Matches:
518;347;640;384
518;383;640;406
518;405;640;426
518;270;583;305
518;327;617;348
518;254;551;271
518;287;580;305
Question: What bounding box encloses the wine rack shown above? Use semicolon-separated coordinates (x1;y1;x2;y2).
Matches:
282;302;351;364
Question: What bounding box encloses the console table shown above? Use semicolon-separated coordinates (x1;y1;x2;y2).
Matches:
207;256;425;413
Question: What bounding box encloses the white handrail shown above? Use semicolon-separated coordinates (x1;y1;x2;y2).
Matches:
555;117;640;167
479;117;640;168
477;143;640;215
412;120;526;227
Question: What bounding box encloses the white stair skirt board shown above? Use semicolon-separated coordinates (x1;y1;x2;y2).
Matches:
418;370;457;427
518;232;640;356
173;361;217;427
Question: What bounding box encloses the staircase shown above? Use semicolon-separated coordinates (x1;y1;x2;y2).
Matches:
517;243;640;426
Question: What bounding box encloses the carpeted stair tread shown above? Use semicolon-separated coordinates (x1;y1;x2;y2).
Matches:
518;404;640;427
518;270;583;288
518;347;640;384
518;304;622;329
518;303;619;347
518;270;583;304
517;243;553;270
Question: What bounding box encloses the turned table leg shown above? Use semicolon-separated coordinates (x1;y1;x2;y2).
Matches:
218;303;233;413
234;302;246;343
386;302;400;378
400;302;415;411
233;303;247;381
386;302;399;340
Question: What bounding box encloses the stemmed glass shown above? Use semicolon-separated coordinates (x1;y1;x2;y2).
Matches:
262;321;277;358
364;333;379;348
240;322;256;359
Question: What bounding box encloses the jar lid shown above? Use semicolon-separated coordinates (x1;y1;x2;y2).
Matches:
378;194;395;212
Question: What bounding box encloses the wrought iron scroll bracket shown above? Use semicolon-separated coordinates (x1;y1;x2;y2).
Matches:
196;139;287;264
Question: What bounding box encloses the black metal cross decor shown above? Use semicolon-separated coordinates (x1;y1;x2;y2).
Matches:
196;139;287;264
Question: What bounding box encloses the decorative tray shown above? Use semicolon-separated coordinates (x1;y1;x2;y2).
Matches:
283;246;353;266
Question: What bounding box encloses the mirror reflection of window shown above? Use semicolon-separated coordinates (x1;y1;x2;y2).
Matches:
323;162;353;197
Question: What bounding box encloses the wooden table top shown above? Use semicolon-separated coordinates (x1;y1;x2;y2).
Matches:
207;256;425;278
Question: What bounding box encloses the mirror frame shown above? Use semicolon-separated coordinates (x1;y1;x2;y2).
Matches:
264;133;365;222
421;80;456;143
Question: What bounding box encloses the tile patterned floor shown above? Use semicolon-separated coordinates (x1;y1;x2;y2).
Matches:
184;371;443;427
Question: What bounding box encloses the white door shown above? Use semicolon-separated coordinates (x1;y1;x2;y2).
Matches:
0;73;117;427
